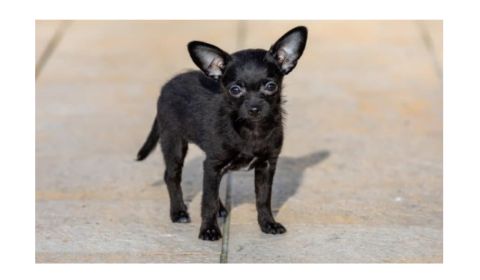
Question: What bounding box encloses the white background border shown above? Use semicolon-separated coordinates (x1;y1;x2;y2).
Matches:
1;0;479;278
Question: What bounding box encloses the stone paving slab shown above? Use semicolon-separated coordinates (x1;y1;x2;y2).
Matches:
36;198;222;263
227;225;442;263
36;20;237;263
227;21;442;262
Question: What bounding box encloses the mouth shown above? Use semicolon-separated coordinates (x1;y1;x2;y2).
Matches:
246;115;263;122
235;112;266;124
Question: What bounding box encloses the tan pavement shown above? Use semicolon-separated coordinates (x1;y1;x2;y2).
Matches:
36;20;442;263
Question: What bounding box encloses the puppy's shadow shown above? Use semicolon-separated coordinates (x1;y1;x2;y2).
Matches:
153;150;330;211
230;150;330;211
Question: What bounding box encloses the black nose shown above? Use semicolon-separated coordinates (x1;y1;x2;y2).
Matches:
248;106;261;116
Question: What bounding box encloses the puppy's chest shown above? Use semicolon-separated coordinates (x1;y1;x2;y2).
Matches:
221;143;269;173
221;154;260;173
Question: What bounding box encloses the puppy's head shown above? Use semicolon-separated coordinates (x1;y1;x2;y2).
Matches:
188;26;308;123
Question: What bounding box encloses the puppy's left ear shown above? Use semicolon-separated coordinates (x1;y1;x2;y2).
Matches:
269;26;308;75
188;41;231;80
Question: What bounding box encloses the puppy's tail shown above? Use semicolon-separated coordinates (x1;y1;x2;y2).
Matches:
137;118;160;161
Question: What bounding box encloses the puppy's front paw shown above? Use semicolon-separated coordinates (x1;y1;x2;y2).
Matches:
260;222;287;234
170;210;191;223
198;225;222;241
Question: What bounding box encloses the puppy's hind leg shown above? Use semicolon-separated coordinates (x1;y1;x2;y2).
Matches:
160;134;190;223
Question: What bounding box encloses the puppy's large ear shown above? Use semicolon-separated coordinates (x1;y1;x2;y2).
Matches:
269;26;308;75
188;41;231;80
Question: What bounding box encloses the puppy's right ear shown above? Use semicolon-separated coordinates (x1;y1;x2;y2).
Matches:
187;41;231;80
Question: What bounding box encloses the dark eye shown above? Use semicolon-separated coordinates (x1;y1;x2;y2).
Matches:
264;81;278;94
229;85;243;97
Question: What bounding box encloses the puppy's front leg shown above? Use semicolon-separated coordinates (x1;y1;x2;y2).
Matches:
199;158;223;241
255;158;286;234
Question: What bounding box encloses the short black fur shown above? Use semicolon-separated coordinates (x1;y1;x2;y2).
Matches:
137;26;308;241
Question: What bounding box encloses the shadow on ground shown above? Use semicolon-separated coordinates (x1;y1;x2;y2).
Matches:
153;150;330;211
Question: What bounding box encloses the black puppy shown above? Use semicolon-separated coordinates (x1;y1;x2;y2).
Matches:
137;26;308;241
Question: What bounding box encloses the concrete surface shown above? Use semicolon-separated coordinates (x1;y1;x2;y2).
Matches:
36;20;442;263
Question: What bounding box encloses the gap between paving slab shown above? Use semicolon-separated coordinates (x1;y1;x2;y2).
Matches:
415;20;443;80
219;173;232;263
35;20;71;79
219;20;248;263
